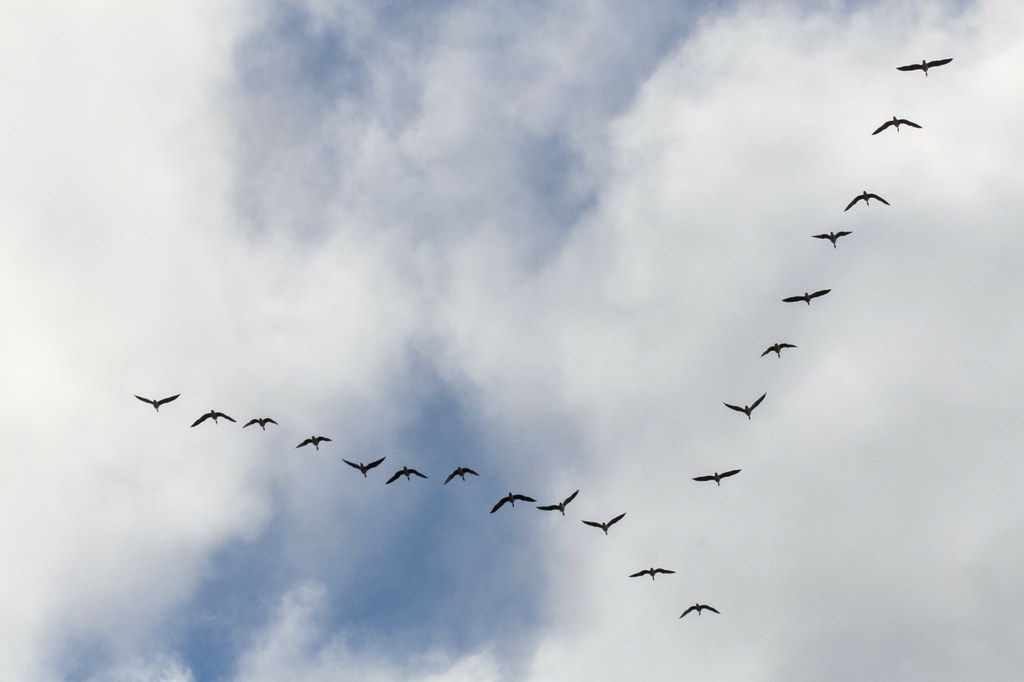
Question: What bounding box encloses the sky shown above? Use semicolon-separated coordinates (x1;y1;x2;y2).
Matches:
2;0;1024;680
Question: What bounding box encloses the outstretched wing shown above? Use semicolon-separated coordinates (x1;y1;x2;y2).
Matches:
191;413;211;427
537;504;561;511
898;119;922;129
834;232;851;239
897;63;924;72
135;395;157;407
444;470;458;484
720;469;741;479
866;193;889;206
215;412;236;422
811;233;831;240
693;475;716;482
779;342;797;349
491;497;510;513
342;459;363;471
629;569;651;578
723;402;745;413
653;568;676;575
782;295;806;303
366;456;386;470
843;195;863;211
606;513;626;528
512;494;535;502
385;470;402;485
296;438;312;449
872;120;894;135
926;57;952;68
809;289;831;299
679;605;698;618
155;394;180;406
243;419;259;428
581;520;602;529
263;418;278;426
411;469;428;479
703;605;721;614
563;489;579;505
750;393;766;410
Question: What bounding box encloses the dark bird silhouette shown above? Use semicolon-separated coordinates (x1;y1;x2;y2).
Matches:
582;513;626;535
844;191;889;211
537;489;579;515
296;436;331;451
692;469;741;486
679;603;720;618
782;289;830;305
723;393;766;419
242;417;278;430
896;57;952;76
343;457;386;477
134;394;180;412
191;410;236;427
629;567;675;580
490;492;536;513
386;466;428;484
872;116;922;135
812;231;852;248
444;467;480;484
761;342;796;358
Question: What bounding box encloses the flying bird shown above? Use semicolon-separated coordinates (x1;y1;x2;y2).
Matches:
679;603;720;618
342;457;386;477
386;466;428;484
191;410;236;427
761;342;796;358
296;436;331;450
872;116;922;135
692;469;742;486
490;492;536;513
782;289;830;305
242;417;278;430
844;191;889;211
444;467;480;484
134;394;180;412
582;513;626;535
723;393;766;419
812;231;852;248
896;57;952;76
629;567;676;580
537;489;579;516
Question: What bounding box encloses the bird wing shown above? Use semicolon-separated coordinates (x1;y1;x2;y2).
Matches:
342;459;362;471
367;457;386;469
564;489;579;505
463;468;479;477
780;343;797;349
215;412;236;422
191;413;211;427
654;569;676;575
809;289;831;299
513;494;535;502
843;195;862;211
693;475;716;482
721;469;741;478
811;233;831;240
898;119;922;129
264;418;278;426
866;193;889;205
723;402;745;413
411;469;428;479
679;606;698;618
242;419;258;428
629;570;651;578
296;439;312;448
385;470;402;484
872;120;894;135
581;520;602;529
782;295;805;303
927;57;953;68
444;470;458;484
491;498;510;513
318;436;332;443
704;605;721;614
751;393;766;410
135;395;156;406
537;504;560;511
760;346;774;356
607;513;626;527
156;394;180;406
834;232;851;239
897;63;924;71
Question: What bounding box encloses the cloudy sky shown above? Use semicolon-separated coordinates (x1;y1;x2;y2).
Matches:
3;0;1024;680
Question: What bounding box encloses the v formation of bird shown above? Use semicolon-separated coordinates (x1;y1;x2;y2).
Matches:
132;57;950;626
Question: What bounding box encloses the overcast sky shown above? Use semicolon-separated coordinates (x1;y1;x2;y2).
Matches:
3;0;1024;680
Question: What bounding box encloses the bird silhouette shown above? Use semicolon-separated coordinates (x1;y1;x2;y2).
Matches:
296;436;331;450
343;457;386;478
444;467;480;484
692;469;741;486
723;393;765;419
812;231;852;248
242;417;278;430
896;57;952;76
537;489;579;515
629;567;675;580
761;342;796;358
782;289;830;305
679;603;720;618
872;116;922;135
135;394;180;412
386;466;428;484
191;410;235;427
490;492;536;513
844;191;889;211
582;513;626;535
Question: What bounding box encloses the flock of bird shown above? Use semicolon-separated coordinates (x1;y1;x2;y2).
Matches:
133;56;952;625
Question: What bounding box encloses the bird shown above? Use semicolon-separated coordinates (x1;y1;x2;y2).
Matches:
134;394;180;412
692;469;741;486
872;116;922;135
537;489;579;515
296;436;331;450
582;513;626;535
782;289;830;305
896;57;952;76
342;457;386;478
242;417;278;430
761;342;796;358
444;467;480;484
629;567;675;580
723;393;766;419
844;190;889;211
490;492;536;513
385;466;428;484
679;603;720;618
812;231;852;248
191;410;235;427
